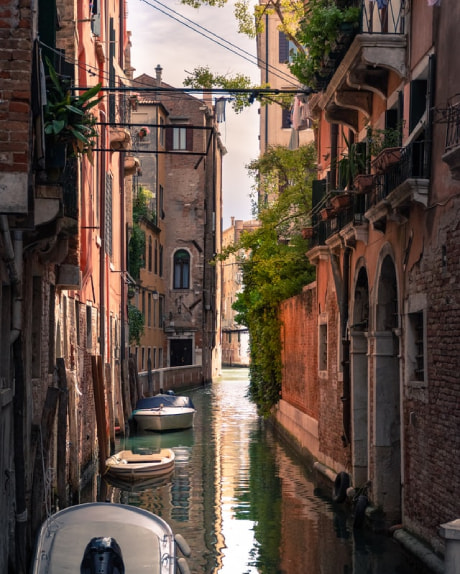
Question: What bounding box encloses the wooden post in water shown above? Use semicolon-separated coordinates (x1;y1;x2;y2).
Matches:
30;386;59;538
56;358;68;509
91;355;108;476
105;363;115;453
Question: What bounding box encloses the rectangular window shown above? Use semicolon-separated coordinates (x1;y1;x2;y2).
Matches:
159;117;165;147
141;347;145;371
282;108;291;129
173;127;187;150
147;294;151;327
319;323;328;371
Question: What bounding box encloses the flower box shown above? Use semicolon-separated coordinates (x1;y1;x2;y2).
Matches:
353;174;375;194
301;227;314;239
320;207;335;221
330;193;352;210
371;147;402;174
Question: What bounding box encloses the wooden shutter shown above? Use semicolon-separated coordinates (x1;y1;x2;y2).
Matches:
279;32;289;63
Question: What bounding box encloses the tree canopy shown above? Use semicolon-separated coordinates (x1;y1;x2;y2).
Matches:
218;144;317;416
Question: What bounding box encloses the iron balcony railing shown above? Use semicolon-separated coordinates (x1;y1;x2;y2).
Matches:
444;99;460;152
361;0;406;35
370;139;429;208
310;192;367;247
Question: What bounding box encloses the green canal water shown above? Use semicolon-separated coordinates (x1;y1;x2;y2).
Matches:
103;368;433;574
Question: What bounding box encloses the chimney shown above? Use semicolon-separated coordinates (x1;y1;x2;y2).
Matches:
155;64;163;87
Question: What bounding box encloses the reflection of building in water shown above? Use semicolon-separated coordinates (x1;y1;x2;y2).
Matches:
171;463;191;522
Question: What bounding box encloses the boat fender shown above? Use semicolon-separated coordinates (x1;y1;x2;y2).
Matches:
332;472;350;503
353;494;368;529
177;557;191;574
175;534;191;557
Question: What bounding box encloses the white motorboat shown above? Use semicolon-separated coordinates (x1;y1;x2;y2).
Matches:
133;393;196;432
105;447;175;481
31;502;191;574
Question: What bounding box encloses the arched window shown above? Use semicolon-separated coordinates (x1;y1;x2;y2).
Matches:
173;249;190;289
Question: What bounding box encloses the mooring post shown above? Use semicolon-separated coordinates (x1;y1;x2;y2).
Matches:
440;519;460;574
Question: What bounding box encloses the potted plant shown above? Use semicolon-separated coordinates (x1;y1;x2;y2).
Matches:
43;57;102;165
336;132;367;190
290;2;360;88
368;124;403;173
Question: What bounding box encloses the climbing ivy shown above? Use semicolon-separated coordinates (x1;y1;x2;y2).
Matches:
219;144;317;416
128;303;144;345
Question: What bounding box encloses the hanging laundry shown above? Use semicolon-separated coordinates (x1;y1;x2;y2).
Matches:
291;95;312;131
369;0;388;8
215;97;226;123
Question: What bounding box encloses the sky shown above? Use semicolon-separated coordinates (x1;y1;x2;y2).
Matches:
127;0;261;229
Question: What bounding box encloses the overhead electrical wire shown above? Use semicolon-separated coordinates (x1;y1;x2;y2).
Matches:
139;0;302;88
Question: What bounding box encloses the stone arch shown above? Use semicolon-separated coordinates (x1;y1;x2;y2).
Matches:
371;246;401;524
350;260;370;487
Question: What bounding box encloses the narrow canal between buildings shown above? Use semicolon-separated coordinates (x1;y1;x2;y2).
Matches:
103;368;432;574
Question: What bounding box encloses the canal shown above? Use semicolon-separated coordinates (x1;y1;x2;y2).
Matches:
104;368;432;574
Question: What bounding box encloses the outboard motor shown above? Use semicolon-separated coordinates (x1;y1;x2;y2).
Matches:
80;537;125;574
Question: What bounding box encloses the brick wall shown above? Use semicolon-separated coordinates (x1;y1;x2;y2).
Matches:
280;279;350;471
281;286;319;418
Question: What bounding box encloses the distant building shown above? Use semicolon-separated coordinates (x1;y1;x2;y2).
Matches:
221;218;260;367
256;0;314;156
132;72;225;383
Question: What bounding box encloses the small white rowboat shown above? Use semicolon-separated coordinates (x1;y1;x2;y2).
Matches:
105;448;175;481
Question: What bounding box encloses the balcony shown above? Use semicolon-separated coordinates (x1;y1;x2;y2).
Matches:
309;139;430;247
310;0;407;131
441;97;460;179
310;188;368;250
365;139;430;229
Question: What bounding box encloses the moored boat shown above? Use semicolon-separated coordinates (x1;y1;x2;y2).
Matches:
133;393;196;432
31;502;191;574
105;447;175;481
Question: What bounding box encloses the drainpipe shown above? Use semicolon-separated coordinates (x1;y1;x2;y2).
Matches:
0;215;27;573
341;247;351;447
99;111;107;364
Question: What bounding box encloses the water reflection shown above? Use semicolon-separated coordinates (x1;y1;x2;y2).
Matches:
104;368;430;574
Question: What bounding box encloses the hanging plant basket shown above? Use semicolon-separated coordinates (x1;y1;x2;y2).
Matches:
138;126;150;140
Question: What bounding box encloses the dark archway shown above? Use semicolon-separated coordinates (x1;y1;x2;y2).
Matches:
373;253;401;524
351;264;370;487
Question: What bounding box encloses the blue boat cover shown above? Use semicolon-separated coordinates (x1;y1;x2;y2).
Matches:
135;394;195;410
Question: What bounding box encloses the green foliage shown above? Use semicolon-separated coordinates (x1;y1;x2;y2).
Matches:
44;57;102;161
128;186;155;280
219;144;317;416
183;66;292;113
289;1;360;87
336;131;367;189
128;225;145;281
128;303;144;345
367;124;403;158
